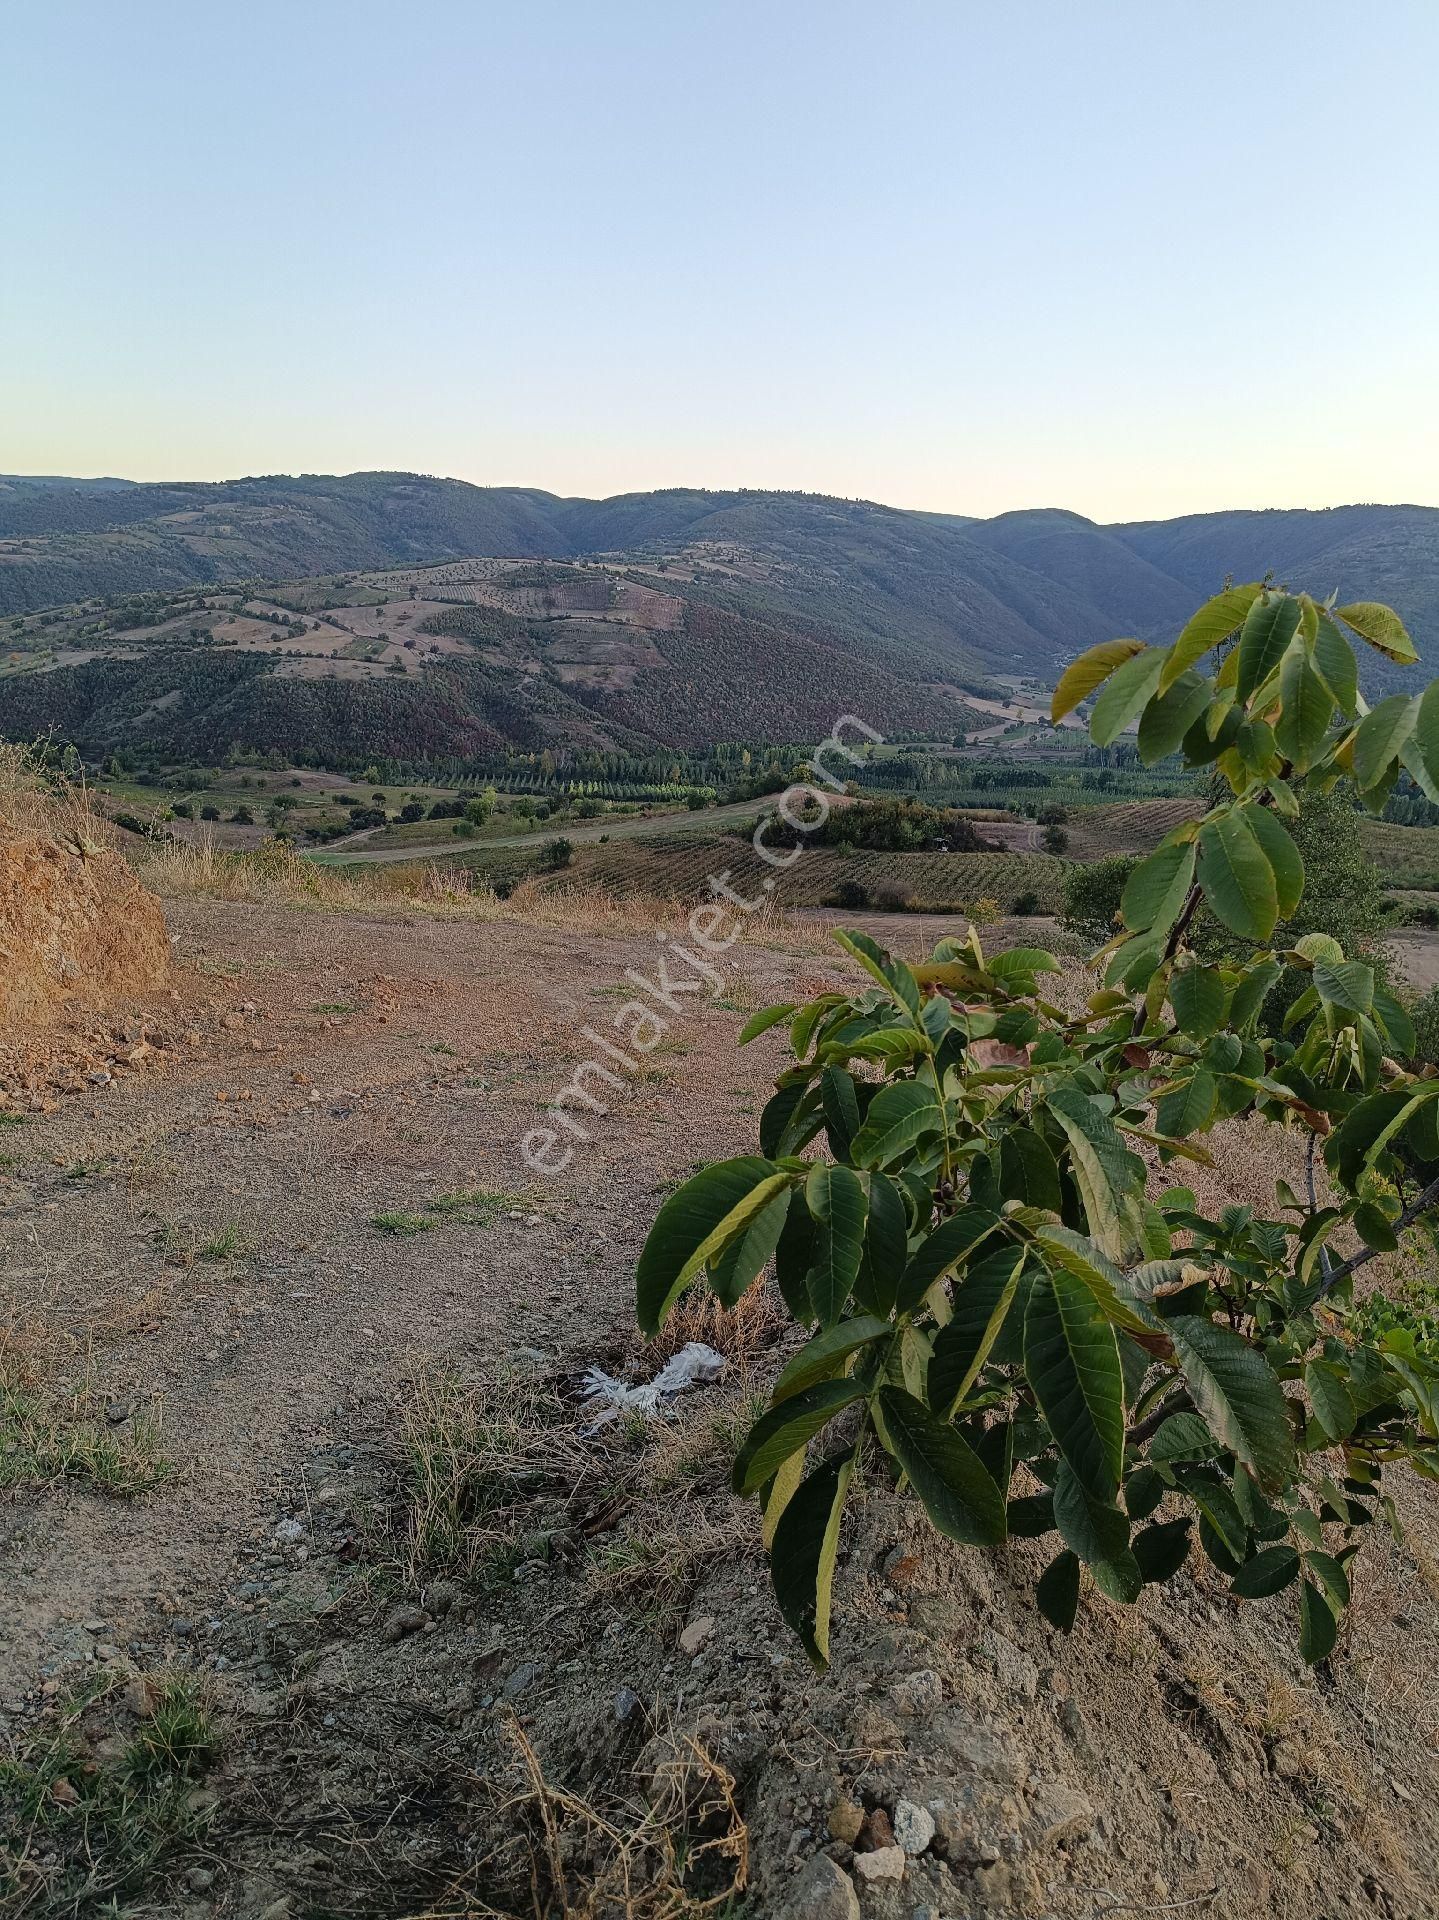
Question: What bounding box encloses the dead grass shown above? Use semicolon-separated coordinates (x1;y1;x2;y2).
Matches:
130;830;833;952
468;1711;748;1920
0;742;114;848
390;1364;598;1587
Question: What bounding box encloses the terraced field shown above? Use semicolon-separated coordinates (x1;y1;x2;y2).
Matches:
437;832;1066;914
1063;795;1205;859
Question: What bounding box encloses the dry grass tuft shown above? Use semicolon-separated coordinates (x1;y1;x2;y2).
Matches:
472;1710;748;1920
390;1363;597;1587
0;742;114;847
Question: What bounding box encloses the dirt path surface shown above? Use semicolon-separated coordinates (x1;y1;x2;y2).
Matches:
1;900;810;1687
5;896;1439;1919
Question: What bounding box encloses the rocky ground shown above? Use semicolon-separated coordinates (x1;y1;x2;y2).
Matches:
3;895;1439;1919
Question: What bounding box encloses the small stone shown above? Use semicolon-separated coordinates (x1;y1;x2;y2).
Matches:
614;1686;643;1723
890;1669;943;1716
852;1844;905;1884
104;1400;132;1426
1271;1738;1305;1781
893;1798;936;1856
827;1797;866;1845
503;1660;543;1699
1031;1780;1095;1847
858;1806;893;1851
785;1851;860;1920
381;1605;428;1644
426;1580;459;1617
186;1867;216;1892
272;1518;305;1544
679;1615;715;1657
883;1544;922;1590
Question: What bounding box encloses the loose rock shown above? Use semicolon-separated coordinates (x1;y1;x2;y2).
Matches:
893;1798;936;1856
852;1845;906;1884
785;1851;861;1920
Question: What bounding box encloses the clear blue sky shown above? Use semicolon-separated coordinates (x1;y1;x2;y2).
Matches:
4;0;1437;520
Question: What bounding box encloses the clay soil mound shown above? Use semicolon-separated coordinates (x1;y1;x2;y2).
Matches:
0;823;171;1033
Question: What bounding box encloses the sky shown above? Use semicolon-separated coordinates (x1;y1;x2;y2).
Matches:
3;0;1438;522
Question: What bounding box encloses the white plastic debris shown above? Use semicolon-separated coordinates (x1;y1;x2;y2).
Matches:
579;1341;726;1428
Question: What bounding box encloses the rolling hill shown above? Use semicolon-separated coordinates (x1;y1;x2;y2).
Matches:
2;474;1437;759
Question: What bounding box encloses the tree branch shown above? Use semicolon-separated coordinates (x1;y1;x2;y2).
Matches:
1316;1171;1439;1297
1126;1387;1191;1446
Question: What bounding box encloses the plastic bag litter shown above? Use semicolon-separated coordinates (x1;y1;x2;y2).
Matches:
579;1342;726;1430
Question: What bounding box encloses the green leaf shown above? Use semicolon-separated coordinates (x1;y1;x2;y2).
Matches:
770;1449;854;1669
760;1449;804;1549
1121;840;1196;935
1236;592;1302;702
1311;612;1358;718
1032;1225;1157;1336
1197;809;1278;943
1335;601;1417;665
1132;1517;1193;1584
738;1002;797;1045
772;1316;894;1403
854;1171;908;1317
1312;958;1374;1023
1090;646;1167;748
1167;1315;1295;1492
1138;670;1213;766
708;1186;792;1306
1024;1268;1125;1499
895;1207;1001;1316
1045;1084;1146;1263
1149;1411;1221;1463
850;1081;943;1169
803;1164;869;1329
1403;679;1439;803
1275;651;1334;773
1035;1548;1080;1630
1305;1360;1357;1443
1230;1544;1301;1597
1352;694;1417;792
1155;1071;1217;1141
1162;584;1262;690
1229;959;1281;1032
734;1380;866;1495
1051;637;1148;723
876;1386;1008;1545
1053;1461;1142;1600
637;1158;796;1334
819;1066;861;1161
1170;964;1228;1039
1372;985;1417;1058
833;928;921;1016
999;1129;1062;1212
1323;1090;1410;1187
1299;1576;1339;1664
1244;806;1303;920
928;1248;1027;1415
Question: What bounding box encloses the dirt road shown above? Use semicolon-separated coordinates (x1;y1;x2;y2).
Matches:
320;795;767;864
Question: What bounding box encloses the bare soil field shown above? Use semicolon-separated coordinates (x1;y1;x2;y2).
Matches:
4;892;1439;1918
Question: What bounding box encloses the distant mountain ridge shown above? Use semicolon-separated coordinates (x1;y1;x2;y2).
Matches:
3;472;1437;695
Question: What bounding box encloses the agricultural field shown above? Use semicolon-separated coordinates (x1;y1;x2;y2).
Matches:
1061;794;1207;859
1358;817;1439;889
435;830;1067;916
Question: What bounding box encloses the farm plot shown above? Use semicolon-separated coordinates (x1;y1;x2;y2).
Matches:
515;836;1069;914
1359;819;1439;889
1063;796;1205;860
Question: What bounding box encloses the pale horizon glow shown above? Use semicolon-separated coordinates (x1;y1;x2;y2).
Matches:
4;1;1438;524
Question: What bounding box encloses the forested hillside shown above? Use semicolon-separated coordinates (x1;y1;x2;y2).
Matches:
3;475;1437;758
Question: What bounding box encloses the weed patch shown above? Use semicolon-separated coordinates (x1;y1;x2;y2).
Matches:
0;1364;168;1496
0;1673;217;1917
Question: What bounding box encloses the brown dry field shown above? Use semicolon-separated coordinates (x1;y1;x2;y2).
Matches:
4;894;1439;1916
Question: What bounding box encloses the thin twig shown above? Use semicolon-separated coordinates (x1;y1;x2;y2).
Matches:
1316;1172;1439;1297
